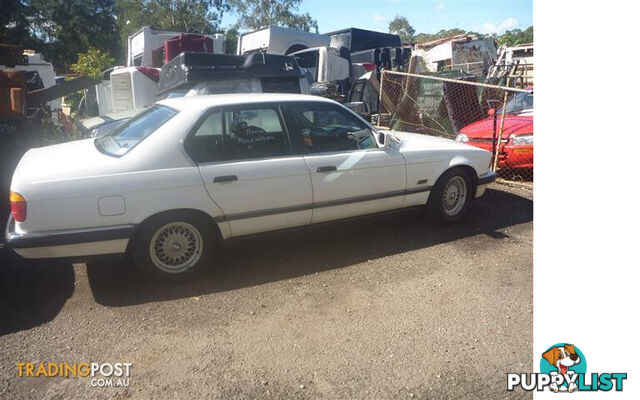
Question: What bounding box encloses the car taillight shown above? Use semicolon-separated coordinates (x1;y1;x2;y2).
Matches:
362;63;376;71
9;191;27;222
135;66;160;82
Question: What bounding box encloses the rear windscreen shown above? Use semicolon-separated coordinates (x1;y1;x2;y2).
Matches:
95;105;177;156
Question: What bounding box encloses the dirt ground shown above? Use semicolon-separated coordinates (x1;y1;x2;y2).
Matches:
0;185;533;399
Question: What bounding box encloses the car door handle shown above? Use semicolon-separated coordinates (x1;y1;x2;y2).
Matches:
317;166;337;173
213;175;238;183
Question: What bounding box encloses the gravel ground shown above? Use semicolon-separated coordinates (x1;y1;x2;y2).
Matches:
0;185;533;399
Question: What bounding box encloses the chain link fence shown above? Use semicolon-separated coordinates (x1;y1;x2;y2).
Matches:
376;70;533;185
442;62;486;80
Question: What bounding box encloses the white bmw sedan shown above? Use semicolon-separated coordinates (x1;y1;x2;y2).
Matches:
6;93;495;278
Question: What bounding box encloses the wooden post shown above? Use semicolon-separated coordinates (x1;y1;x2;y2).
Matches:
372;70;398;126
492;78;510;172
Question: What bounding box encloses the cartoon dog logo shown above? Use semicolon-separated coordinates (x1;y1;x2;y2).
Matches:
542;344;581;392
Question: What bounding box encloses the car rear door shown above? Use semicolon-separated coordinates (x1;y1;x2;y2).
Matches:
283;101;406;224
185;103;312;237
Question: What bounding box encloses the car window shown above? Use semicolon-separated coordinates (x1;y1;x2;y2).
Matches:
223;107;291;160
500;92;534;114
95;105;177;156
185;106;292;163
184;111;224;163
285;102;377;153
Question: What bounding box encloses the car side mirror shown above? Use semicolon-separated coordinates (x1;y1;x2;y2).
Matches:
378;131;391;147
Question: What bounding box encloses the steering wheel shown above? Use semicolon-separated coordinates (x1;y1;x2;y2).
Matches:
245;125;267;136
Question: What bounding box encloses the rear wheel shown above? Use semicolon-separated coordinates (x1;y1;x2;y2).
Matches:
132;212;215;279
426;168;473;224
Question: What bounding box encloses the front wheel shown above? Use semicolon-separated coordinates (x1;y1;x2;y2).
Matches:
426;168;473;224
132;212;215;279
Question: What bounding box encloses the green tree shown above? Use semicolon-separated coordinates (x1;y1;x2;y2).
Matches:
1;0;120;71
0;0;36;47
29;0;121;71
497;26;533;46
414;28;466;44
224;27;240;54
388;15;415;43
229;0;318;32
70;48;116;79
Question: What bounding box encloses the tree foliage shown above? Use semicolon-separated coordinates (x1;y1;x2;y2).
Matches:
70;48;116;79
496;26;533;46
414;28;466;44
30;0;120;71
116;0;229;41
0;0;37;48
1;0;120;71
229;0;318;32
224;27;240;54
388;15;415;43
413;26;533;46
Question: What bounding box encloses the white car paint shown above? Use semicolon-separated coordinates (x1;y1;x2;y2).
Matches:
6;93;495;259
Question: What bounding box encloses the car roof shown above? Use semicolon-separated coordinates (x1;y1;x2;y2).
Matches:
157;93;335;112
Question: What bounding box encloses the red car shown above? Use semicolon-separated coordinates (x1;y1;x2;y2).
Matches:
456;91;533;171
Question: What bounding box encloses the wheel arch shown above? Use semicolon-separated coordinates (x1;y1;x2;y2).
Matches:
439;162;480;189
127;208;223;252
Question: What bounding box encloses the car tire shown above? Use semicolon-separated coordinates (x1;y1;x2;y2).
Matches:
131;211;215;280
426;168;474;224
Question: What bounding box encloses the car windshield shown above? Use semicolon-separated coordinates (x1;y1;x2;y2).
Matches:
95;105;177;156
499;92;533;115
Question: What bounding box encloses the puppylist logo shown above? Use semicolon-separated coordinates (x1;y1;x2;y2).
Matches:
507;343;628;392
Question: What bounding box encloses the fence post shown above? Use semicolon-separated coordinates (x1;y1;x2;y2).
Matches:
492;79;510;172
378;70;385;128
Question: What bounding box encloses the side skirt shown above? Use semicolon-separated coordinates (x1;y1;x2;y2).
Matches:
221;205;425;245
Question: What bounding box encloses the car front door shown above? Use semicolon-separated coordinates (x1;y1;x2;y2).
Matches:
184;104;312;237
283;101;406;224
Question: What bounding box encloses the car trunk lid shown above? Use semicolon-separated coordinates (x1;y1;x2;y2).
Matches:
11;138;120;185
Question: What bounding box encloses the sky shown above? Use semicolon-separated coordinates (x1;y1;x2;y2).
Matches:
222;0;533;35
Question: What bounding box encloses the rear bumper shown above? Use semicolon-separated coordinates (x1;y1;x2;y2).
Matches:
5;217;134;259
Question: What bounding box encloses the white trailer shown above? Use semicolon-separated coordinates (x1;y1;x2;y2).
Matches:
237;26;329;55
